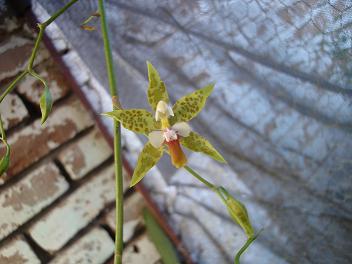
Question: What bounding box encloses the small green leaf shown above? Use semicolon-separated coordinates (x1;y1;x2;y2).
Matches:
40;85;53;124
217;186;254;238
147;61;169;111
103;109;159;135
29;71;52;124
143;208;181;264
170;83;214;124
0;139;10;176
180;131;226;163
130;143;163;187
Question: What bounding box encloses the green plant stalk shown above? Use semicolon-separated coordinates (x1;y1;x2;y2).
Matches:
184;165;215;190
0;114;5;140
0;0;79;104
234;233;259;264
184;164;259;264
0;71;27;103
98;1;123;264
27;23;45;71
42;0;79;27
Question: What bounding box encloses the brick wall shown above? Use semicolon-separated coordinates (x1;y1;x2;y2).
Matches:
0;14;162;264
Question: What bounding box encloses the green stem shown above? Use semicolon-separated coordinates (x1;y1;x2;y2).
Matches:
0;0;79;103
42;0;79;27
184;164;259;263
0;114;5;140
184;165;216;190
0;71;27;103
28;0;79;69
98;1;123;264
29;71;47;87
27;24;45;71
234;233;260;264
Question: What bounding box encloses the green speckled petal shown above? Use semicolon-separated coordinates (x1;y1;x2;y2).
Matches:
103;109;159;135
147;61;169;111
170;84;214;124
130;143;164;187
180;131;226;163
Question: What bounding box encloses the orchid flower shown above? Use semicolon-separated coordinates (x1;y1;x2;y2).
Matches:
104;62;225;187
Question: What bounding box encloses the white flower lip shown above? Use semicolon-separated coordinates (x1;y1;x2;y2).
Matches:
148;130;164;148
155;100;174;121
172;122;191;137
148;122;191;148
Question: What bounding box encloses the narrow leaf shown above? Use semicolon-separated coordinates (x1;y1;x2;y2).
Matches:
147;61;169;111
130;143;163;187
80;25;96;31
170;83;214;124
29;71;52;124
80;11;100;31
216;187;254;237
181;131;226;163
39;85;53;124
103;109;159;135
0;139;10;176
143;208;181;264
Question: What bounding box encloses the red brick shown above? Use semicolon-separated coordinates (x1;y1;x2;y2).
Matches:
28;165;129;253
58;128;112;180
0;236;40;264
0;17;21;39
0;93;28;130
49;228;114;264
106;192;146;243
0;35;49;82
0;36;32;81
122;234;161;264
0;163;69;240
0;98;93;182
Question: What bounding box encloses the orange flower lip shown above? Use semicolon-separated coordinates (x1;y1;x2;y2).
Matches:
165;137;187;168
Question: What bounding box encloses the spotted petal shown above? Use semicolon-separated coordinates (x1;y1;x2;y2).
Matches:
130;143;164;187
147;61;169;111
170;84;214;125
180;131;226;163
103;109;158;135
